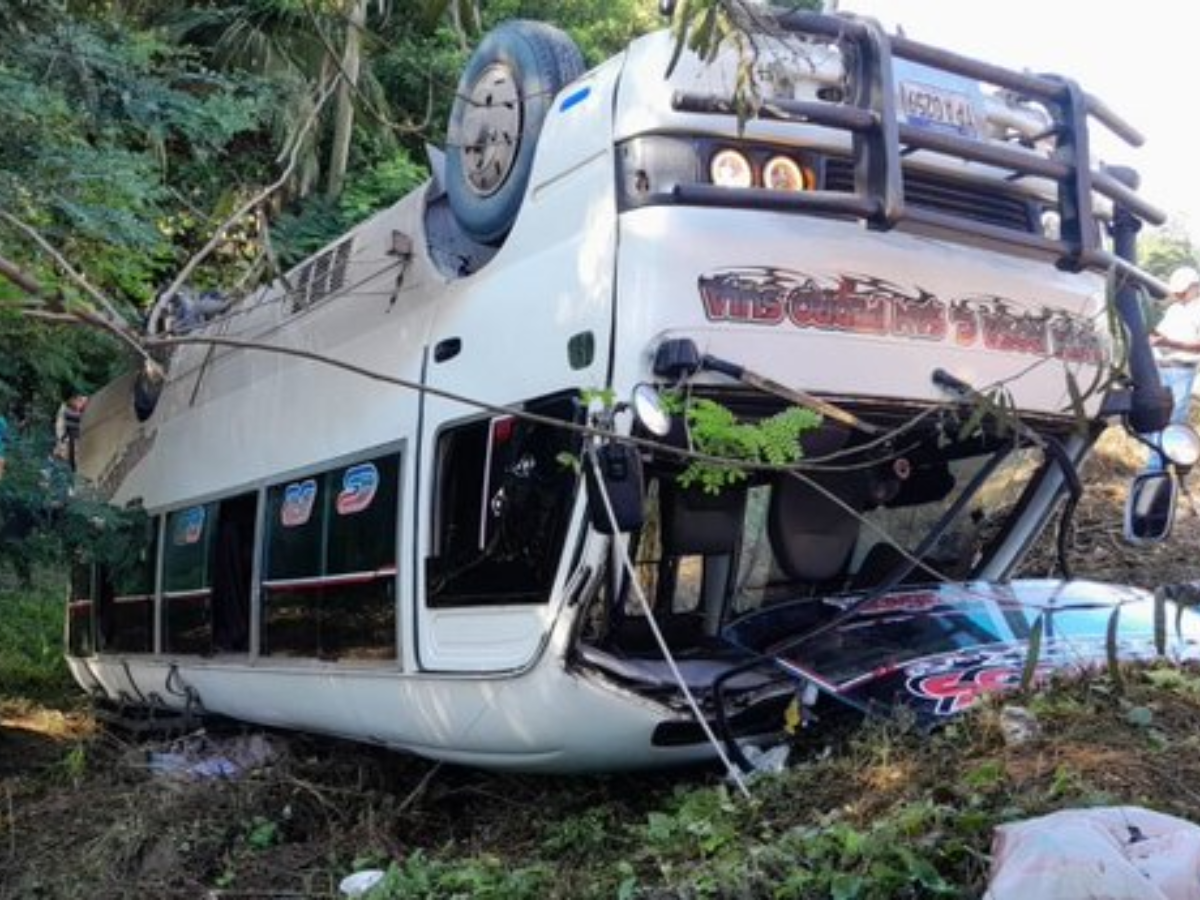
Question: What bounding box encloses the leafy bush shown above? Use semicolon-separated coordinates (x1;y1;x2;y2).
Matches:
368;851;551;900
0;575;73;703
272;149;429;266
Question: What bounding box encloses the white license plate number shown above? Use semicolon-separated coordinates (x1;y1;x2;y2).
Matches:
899;80;980;138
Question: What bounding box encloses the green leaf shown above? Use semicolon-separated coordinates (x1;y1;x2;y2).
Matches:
830;872;865;900
1126;706;1154;728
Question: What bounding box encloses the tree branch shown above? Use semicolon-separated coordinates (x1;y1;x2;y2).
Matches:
0;210;134;328
0;252;44;298
303;0;437;139
0;210;158;369
146;75;342;336
18;306;158;365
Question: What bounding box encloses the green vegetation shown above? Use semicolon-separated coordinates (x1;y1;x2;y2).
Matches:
0;0;664;580
3;5;1200;898
0;574;73;703
662;392;821;493
9;664;1200;897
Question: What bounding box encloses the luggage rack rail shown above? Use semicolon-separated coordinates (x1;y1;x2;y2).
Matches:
670;9;1167;297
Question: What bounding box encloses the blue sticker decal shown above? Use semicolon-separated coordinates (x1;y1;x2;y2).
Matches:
281;479;318;527
559;86;591;113
174;505;207;546
336;463;379;516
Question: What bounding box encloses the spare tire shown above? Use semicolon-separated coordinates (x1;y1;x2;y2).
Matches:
445;20;585;246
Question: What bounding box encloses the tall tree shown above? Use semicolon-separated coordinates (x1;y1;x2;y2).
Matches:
326;0;366;197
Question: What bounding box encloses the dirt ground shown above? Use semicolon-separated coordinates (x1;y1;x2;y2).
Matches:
2;428;1199;899
1019;427;1200;586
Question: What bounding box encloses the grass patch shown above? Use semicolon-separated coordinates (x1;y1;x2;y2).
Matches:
7;668;1200;898
0;571;75;704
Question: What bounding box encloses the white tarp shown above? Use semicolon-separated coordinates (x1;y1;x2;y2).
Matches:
985;806;1200;900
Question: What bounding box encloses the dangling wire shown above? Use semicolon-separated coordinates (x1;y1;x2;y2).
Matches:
585;445;752;797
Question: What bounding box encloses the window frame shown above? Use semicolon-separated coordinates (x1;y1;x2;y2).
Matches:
260;446;404;662
426;393;584;609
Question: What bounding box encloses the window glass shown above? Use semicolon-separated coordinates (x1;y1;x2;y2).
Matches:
851;446;1045;582
428;394;581;606
107;596;154;654
265;478;323;580
163;504;213;592
318;580;395;660
262;586;321;658
67;563;95;657
111;516;158;598
263;452;399;660
326;455;399;574
164;593;210;655
70;563;94;602
163;504;214;655
89;515;158;654
728;444;1047;612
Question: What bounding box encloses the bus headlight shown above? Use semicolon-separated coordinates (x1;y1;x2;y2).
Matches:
1041;209;1061;240
1160;424;1200;468
710;149;753;188
764;156;810;191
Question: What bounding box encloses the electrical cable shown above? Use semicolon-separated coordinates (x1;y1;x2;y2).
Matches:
586;446;753;796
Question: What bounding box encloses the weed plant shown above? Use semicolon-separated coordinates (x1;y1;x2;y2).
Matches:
0;570;74;704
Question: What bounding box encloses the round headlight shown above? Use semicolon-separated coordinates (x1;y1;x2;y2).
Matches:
1041;210;1061;240
631;383;672;438
710;149;753;188
764;156;809;192
1160;424;1200;468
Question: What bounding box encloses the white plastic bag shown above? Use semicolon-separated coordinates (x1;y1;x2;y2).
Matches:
985;806;1200;900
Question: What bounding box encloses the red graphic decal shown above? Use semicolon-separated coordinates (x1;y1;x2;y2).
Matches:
949;300;981;346
857;590;944;615
908;666;1022;715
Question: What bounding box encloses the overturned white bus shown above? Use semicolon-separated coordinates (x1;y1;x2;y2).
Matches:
66;10;1200;772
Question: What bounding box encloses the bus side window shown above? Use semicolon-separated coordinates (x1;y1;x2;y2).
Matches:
103;514;158;654
263;474;323;658
262;453;399;661
162;503;215;654
427;394;581;607
322;454;398;660
67;563;96;657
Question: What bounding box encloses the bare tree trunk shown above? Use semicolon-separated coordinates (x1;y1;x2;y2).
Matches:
447;0;469;50
326;0;366;199
464;0;481;36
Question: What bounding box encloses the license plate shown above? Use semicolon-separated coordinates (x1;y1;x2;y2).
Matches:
898;79;980;138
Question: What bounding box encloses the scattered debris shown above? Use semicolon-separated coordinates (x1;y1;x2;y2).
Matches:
736;742;790;781
986;806;1200;900
339;868;386;897
145;731;277;781
999;706;1040;746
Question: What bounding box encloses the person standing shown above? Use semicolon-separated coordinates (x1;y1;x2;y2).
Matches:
1146;266;1200;471
54;394;87;471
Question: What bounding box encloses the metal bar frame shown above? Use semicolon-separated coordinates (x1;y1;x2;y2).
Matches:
668;9;1166;291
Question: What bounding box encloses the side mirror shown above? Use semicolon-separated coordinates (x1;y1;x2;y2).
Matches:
585;443;645;534
1124;471;1178;544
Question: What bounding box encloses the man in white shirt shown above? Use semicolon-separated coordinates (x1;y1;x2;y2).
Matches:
1146;265;1200;471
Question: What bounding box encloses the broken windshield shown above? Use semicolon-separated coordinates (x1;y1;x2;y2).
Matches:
731;444;1046;612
